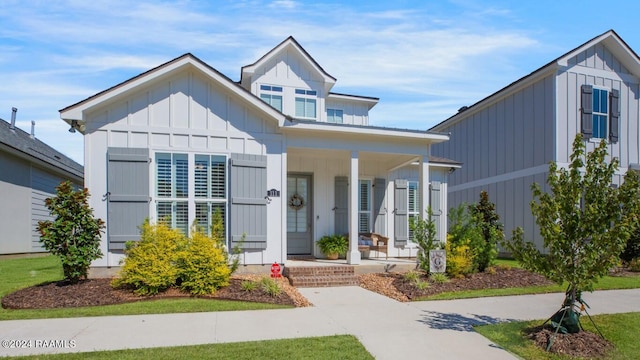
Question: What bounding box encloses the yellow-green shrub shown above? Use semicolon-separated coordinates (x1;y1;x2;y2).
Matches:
177;228;231;295
112;220;186;295
445;240;475;278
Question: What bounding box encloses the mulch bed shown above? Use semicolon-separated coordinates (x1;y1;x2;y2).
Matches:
384;266;553;300
526;325;613;358
1;276;306;310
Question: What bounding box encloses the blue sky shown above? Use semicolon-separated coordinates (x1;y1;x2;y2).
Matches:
1;0;639;164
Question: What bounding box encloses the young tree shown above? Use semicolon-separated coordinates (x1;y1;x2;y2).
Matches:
37;181;105;284
504;134;640;333
410;208;439;271
469;191;503;272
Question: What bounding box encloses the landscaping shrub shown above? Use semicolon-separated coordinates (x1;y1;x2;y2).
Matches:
37;181;104;284
410;209;439;271
445;240;475;278
112;220;186;295
469;191;503;272
114;212;239;296
620;228;640;266
259;277;282;297
403;270;419;282
176;228;231;295
241;280;257;292
429;272;450;284
414;279;430;290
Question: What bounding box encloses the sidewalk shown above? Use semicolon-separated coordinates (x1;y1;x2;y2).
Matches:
1;288;639;358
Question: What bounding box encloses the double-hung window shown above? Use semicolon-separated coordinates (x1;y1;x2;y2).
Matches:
259;85;283;111
582;84;619;143
407;181;419;242
295;89;317;119
592;88;609;139
327;109;343;124
156;153;227;237
194;155;227;236
358;179;371;233
156;153;189;234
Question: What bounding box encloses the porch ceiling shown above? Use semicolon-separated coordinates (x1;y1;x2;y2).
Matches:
287;147;418;172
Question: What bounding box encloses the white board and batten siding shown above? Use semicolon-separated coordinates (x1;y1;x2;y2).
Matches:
84;69;285;267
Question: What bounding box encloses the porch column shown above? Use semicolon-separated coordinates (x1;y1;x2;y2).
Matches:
347;150;361;264
419;154;430;221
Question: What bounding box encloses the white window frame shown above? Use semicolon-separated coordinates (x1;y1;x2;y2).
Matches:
591;87;609;140
327;108;343;124
358;179;372;233
259;84;283;111
295;88;317;119
407;181;419;243
154;151;228;238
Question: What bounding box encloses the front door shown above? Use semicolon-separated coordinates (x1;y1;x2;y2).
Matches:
287;174;312;254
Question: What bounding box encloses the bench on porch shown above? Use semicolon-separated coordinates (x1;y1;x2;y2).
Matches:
356;232;389;259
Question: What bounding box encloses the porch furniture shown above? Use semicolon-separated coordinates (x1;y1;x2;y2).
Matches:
356;232;389;259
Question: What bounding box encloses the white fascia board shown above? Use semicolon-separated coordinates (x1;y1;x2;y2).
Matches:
281;121;449;143
60;56;286;127
428;162;462;169
327;93;379;108
557;32;640;76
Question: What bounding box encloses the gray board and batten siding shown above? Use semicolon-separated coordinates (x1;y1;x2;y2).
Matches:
0;117;83;255
431;32;640;250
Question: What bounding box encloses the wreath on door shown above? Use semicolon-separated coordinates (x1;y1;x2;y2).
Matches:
288;193;305;210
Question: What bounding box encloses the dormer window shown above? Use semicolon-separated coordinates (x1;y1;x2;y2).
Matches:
327;109;343;124
295;89;317;119
259;85;283;111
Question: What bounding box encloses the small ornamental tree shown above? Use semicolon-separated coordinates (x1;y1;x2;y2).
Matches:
37;181;105;284
410;208;439;271
504;134;640;334
469;191;503;272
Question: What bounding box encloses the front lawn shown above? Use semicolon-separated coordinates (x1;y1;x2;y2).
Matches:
475;312;640;359
8;335;374;360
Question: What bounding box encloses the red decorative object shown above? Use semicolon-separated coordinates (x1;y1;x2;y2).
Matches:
270;262;282;278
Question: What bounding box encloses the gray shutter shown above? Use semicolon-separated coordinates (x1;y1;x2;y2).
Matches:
581;84;593;139
610;89;620;144
230;153;267;249
430;181;442;241
107;147;150;250
394;179;408;247
373;178;386;235
334;176;349;235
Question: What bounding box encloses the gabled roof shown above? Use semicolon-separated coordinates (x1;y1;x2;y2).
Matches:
430;29;640;131
240;36;337;90
60;53;287;130
0;118;83;179
328;92;379;110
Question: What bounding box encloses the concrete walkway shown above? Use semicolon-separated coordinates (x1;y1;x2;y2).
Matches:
1;288;639;358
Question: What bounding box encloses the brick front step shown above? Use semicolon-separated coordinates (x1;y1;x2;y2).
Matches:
283;266;359;287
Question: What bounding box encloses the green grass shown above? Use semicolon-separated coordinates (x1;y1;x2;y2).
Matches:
415;259;640;301
475;312;640;359
0;256;289;321
11;335;374;360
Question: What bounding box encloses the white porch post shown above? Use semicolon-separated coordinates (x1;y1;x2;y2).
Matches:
419;154;430;221
347;150;361;264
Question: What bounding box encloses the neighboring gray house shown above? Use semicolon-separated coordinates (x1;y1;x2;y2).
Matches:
0;111;84;254
431;29;640;249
